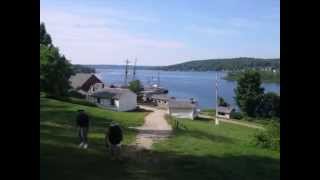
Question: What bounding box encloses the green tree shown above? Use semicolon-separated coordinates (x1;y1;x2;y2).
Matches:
256;92;280;118
40;23;52;46
234;70;264;117
40;45;73;97
128;80;142;94
40;22;73;97
218;97;229;107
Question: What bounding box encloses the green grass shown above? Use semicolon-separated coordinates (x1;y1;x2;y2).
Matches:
200;109;272;127
41;97;279;180
152;117;280;180
200;109;216;116
40;97;148;180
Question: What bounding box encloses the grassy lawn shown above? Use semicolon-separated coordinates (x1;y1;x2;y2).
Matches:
40;97;147;180
152;118;279;180
200;109;216;116
40;97;279;180
200;109;272;127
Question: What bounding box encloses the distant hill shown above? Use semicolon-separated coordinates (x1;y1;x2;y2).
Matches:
81;64;161;70
158;57;280;71
72;64;96;73
79;57;280;72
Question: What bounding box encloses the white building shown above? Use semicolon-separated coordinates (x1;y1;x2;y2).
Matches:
216;106;235;119
87;87;137;112
168;99;200;120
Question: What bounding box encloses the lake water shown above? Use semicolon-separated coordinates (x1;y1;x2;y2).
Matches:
95;68;280;109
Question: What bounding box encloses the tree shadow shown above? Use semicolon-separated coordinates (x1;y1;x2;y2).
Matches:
119;146;280;180
41;141;279;180
194;116;213;121
176;128;235;144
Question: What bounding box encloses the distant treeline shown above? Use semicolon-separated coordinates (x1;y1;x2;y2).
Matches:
82;64;161;70
157;57;280;71
224;70;280;83
72;64;96;73
79;57;280;72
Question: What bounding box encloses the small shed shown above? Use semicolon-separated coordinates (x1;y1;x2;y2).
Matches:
168;99;199;120
87;87;137;112
69;73;103;95
216;106;235;119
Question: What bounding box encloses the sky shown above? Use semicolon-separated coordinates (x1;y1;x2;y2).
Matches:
40;0;280;66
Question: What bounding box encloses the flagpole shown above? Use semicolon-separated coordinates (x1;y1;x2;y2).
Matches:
215;71;219;125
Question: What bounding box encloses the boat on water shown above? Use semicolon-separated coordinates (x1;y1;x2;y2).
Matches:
143;84;169;94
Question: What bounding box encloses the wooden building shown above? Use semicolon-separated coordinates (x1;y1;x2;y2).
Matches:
69;73;103;95
168;99;200;120
216;106;235;119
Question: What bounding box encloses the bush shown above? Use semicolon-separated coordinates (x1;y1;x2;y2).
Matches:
255;92;280;118
230;112;243;119
67;98;97;107
46;95;97;107
252;121;280;151
68;90;86;99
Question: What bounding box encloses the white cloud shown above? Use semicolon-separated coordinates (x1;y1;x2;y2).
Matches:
40;7;187;65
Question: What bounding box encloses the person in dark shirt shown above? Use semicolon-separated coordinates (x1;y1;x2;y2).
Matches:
76;109;90;149
105;122;123;160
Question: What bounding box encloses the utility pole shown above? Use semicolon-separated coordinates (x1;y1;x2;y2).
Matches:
124;59;130;86
215;71;219;125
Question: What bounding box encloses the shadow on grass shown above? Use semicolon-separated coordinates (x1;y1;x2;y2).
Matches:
194;116;213;121
127;108;153;113
41;141;280;180
175;128;235;144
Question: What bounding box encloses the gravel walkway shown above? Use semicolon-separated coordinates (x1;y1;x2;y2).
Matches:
131;106;172;150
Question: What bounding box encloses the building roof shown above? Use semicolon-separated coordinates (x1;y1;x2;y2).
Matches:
217;106;234;114
150;94;175;101
69;73;98;89
168;100;197;109
90;87;135;99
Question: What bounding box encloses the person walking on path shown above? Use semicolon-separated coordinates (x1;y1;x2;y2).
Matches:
76;109;90;149
105;122;123;160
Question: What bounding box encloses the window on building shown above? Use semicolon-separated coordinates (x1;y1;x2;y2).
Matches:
97;98;101;103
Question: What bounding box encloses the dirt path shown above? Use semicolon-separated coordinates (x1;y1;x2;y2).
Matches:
199;114;265;130
131;105;172;150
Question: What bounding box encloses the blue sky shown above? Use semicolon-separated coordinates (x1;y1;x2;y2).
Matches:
40;0;279;65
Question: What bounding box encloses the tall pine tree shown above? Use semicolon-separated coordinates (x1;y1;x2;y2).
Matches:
40;22;73;97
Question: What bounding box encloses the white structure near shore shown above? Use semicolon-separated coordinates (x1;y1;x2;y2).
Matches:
216;106;235;119
168;99;200;120
87;87;137;112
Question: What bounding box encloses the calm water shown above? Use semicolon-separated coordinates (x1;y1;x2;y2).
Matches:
95;68;280;109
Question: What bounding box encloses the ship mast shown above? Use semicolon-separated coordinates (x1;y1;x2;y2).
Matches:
132;58;137;81
124;59;130;86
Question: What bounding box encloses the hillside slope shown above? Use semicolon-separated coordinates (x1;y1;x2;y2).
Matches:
40;97;279;180
159;57;280;71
